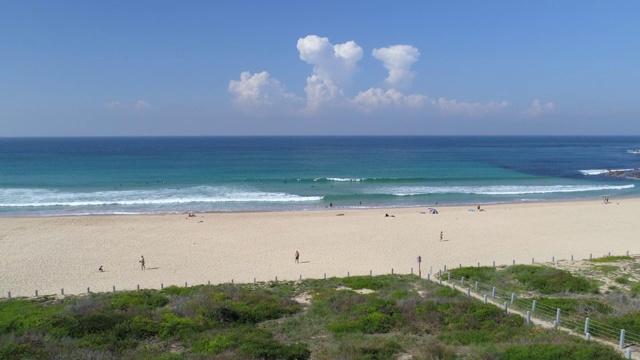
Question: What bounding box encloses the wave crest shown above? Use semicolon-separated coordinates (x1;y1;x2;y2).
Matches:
0;186;322;208
579;169;634;176
384;184;635;196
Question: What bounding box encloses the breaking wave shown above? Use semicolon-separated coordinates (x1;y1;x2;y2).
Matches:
0;186;323;208
382;184;635;196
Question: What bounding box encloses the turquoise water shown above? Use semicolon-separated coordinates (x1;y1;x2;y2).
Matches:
1;136;639;216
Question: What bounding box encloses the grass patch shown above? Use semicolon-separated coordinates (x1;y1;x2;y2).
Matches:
448;266;497;283
506;265;599;295
501;343;625;360
630;282;640;297
597;311;640;335
588;256;632;263
614;275;631;285
595;265;619;275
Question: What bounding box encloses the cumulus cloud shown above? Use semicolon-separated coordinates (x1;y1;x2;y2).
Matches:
372;45;420;89
434;98;509;116
297;35;363;111
135;100;150;109
227;35;509;118
352;88;426;111
303;75;342;112
106;100;150;110
105;101;123;109
353;88;507;116
297;35;363;86
522;99;555;117
228;71;298;108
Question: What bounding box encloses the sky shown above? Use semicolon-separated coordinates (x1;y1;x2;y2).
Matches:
1;1;639;136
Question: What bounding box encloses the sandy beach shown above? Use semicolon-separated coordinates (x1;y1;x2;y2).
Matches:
1;198;638;298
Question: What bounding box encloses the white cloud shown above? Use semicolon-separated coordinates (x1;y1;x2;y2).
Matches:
297;35;363;86
297;35;363;112
352;88;426;111
303;75;342;113
106;100;150;110
435;98;509;116
228;71;298;108
135;100;150;109
522;99;555;117
227;35;510;118
353;89;507;116
372;45;420;89
105;101;123;109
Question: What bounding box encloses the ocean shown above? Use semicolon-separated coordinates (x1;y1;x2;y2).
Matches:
1;136;639;217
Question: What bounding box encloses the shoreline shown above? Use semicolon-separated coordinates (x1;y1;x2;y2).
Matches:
1;197;639;298
1;193;636;219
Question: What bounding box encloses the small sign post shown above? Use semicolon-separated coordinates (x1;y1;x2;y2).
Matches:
417;255;422;278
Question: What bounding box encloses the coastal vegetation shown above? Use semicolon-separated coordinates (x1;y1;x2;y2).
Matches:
0;269;630;360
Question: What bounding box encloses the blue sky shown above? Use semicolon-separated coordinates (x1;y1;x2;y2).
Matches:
1;1;639;136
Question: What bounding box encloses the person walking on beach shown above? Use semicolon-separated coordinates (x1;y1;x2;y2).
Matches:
439;231;443;242
295;250;300;263
140;255;145;270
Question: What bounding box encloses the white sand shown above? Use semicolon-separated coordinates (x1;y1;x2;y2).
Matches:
1;198;638;298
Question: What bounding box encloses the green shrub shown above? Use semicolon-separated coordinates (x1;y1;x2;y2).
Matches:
61;311;130;338
160;285;203;296
108;290;169;311
435;286;459;298
0;342;48;360
231;295;299;324
390;289;410;300
0;299;63;335
615;276;631;285
588;256;632;263
158;313;204;339
113;315;159;340
506;265;598;294
77;332;117;350
500;343;625;359
534;298;612;318
599;311;640;335
191;333;238;355
416;340;456;360
328;311;395;334
340;275;407;291
64;296;106;316
595;265;618;275
239;328;310;360
339;338;402;360
436;301;524;345
448;266;496;282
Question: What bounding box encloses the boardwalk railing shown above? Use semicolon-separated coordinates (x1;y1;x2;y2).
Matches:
437;269;638;359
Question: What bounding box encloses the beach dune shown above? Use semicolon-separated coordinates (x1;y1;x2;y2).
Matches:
1;199;638;298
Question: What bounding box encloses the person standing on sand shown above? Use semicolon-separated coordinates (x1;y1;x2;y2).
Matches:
140;255;145;270
440;231;443;242
295;250;300;263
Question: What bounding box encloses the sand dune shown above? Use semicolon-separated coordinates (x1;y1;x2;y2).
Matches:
1;198;637;298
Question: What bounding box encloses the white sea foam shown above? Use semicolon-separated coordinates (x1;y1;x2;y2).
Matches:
579;169;634;176
326;177;364;182
627;150;640;154
0;186;323;208
383;184;635;196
